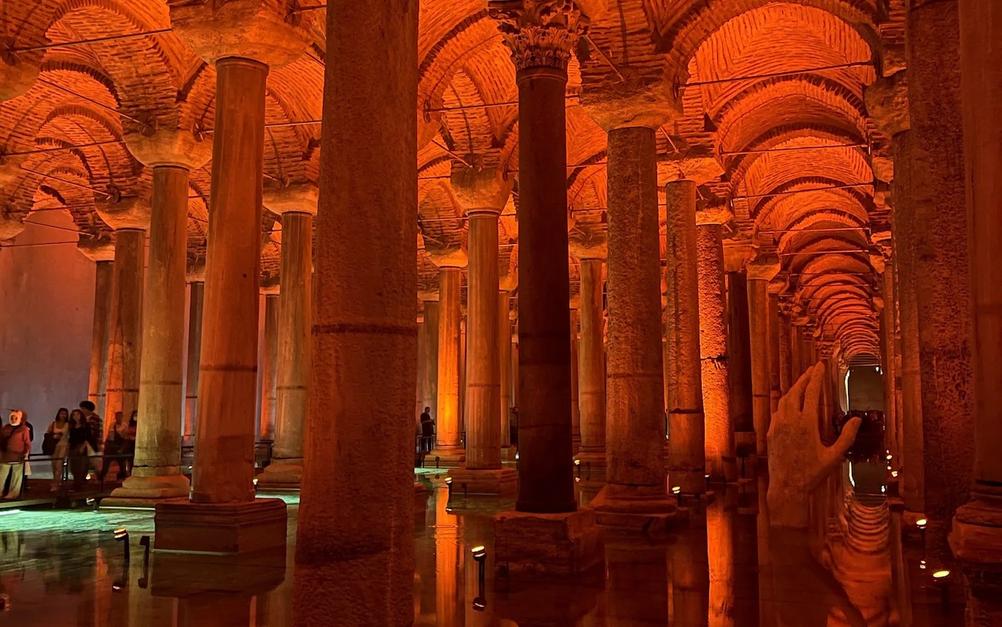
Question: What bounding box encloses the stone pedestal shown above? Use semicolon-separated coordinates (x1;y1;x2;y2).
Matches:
589;487;680;537
494;509;602;576
102;475;190;509
154;499;287;555
447;467;518;498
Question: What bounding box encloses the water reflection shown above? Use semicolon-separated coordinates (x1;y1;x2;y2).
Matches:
0;477;973;626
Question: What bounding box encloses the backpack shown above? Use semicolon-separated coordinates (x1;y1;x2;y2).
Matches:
42;432;57;456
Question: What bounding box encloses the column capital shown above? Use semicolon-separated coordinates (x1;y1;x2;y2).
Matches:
418;290;440;303
695;204;733;226
767;275;787;295
97;197;151;232
568;234;607;261
76;237;115;263
427;247;468;269
500;271;518;292
722;238;755;272
263;183;318;217
168;0;310;67
261;282;280;296
582;76;680;131
0;210;24;241
868;252;887;274
864;71;910;138
186;258;206;283
0;44;40;101
746;254;780;281
450;164;511;214
489;0;589;74
661;155;724;186
124;127;211;170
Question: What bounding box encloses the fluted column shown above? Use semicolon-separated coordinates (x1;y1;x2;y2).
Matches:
746;257;780;456
111;132;211;502
572;246;607;470
78;240;115;418
949;3;1002;619
696;210;733;483
430;255;466;465
664;179;705;495
295;1;417;622
498;291;513;449
259;186;316;487
259;289;280;440
183;277;204;445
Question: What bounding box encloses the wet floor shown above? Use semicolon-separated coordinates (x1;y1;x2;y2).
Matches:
0;478;968;626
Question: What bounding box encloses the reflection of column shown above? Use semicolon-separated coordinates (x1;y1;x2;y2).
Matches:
707;498;735;627
605;542;669;624
260;187;316;487
949;4;1002;621
434;491;459;627
670;518;709;625
593;122;676;522
184;278;204;444
78;241;115;417
664;179;705;495
696;212;732;483
259;290;279;441
574;253;606;468
746;257;779;456
431;259;466;464
906;0;974;552
294;1;417;623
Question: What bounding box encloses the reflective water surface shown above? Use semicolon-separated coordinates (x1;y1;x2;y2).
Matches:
0;477;967;626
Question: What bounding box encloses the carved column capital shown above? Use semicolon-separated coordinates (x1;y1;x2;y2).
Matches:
489;0;588;73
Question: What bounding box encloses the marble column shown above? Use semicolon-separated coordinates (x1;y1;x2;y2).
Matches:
259;186;316;488
183;277;204;445
766;283;783;414
907;0;975;550
573;251;607;470
569;306;581;451
419;298;440;423
449;187;517;495
949;2;1002;619
726;269;755;456
498;291;512;449
777;307;793;394
111;133;210;503
294;1;417;623
592;123;676;523
696;210;733;483
789;319;803;381
746;257;779;456
259;289;280;441
430;258;466;465
97;202;149;438
878;253;899;459
664;179;706;495
491;2;599;577
79;241;115;418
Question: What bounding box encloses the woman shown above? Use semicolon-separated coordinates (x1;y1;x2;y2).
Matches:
67;409;91;491
45;408;71;491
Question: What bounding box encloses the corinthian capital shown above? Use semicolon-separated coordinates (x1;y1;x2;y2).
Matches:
489;0;588;73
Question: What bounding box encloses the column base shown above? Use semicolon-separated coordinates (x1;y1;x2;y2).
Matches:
447;467;518;498
589;485;681;537
426;447;465;468
150;546;287;598
101;474;190;508
501;446;518;462
668;467;707;495
256;459;303;490
573;450;606;481
494;508;602;577
949;493;1002;607
154;498;287;555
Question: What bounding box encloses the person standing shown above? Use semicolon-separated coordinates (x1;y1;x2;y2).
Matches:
67;409;91;491
98;412;130;482
45;408;71;491
420;407;434;453
0;410;31;499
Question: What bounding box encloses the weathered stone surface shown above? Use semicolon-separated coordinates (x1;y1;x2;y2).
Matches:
263;183;319;216
582;73;680;132
96;197;151;232
0;211;24;241
450;165;511;211
154;499;287;554
864;71;910;138
494;508;602;576
447;467;518;497
124;128;212;170
0;47;39;101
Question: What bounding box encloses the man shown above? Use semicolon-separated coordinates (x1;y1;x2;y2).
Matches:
0;410;32;500
79;400;102;452
419;407;434;453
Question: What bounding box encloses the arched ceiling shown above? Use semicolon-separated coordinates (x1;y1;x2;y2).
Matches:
0;0;905;361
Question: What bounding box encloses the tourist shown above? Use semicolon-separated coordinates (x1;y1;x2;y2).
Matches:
0;410;31;500
44;408;71;491
98;412;131;482
78;400;102;453
67;409;91;491
420;407;434;453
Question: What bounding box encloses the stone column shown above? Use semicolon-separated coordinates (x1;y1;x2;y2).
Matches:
592;122;677;523
498;290;512;450
430;255;466;466
257;186;316;488
571;244;607;472
448;165;516;496
696;209;733;483
664;179;706;495
259;289;280;440
877;250;899;460
155;2;306;552
777;306;793;394
491;1;599;576
78;240;115;418
97;201;149;437
746;257;780;456
569;305;581;451
949;3;1002;619
726;269;755;457
293;1;417;622
906;0;975;550
110;130;211;504
183;276;204;445
766;282;783;414
418;297;440;423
